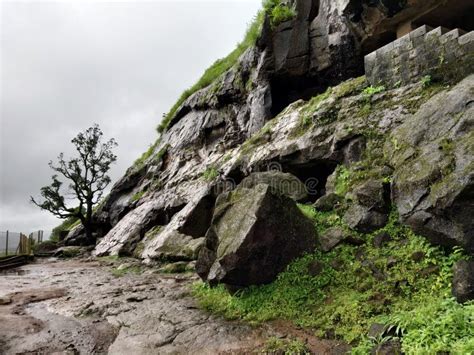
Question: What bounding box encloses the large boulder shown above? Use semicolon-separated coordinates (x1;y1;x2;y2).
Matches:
387;75;474;253
452;260;474;303
196;184;316;288
239;171;308;201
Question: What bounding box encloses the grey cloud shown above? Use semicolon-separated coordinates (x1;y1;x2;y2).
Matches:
0;0;261;234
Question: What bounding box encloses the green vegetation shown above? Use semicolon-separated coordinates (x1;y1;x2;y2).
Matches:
290;77;368;138
421;75;433;88
362;85;386;98
193;208;473;354
202;166;219;181
333;165;352;197
133;139;163;171
157;0;300;134
263;336;309;354
264;0;296;27
50;215;81;242
131;190;146;202
240;118;276;156
157;9;265;133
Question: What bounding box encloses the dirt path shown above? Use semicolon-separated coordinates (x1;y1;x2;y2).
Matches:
0;259;269;354
0;259;348;354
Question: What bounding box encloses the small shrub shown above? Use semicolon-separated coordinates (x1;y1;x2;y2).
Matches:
269;3;296;27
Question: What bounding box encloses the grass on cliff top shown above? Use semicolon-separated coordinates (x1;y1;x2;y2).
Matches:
157;0;298;134
156;10;265;134
193;208;474;354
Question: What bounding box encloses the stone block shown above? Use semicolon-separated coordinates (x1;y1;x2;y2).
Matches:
410;25;432;39
458;32;474;46
441;29;461;44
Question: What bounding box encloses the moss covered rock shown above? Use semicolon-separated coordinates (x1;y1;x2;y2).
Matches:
196;184;316;288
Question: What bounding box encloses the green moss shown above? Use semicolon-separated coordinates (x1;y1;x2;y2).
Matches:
131;190;146;202
193;209;473;353
202;166;219;181
333;165;352;197
240;118;277;156
157;10;265;133
50;214;82;242
333;76;367;99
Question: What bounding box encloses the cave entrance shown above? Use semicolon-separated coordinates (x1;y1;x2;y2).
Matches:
257;158;338;203
178;194;217;238
270;75;328;117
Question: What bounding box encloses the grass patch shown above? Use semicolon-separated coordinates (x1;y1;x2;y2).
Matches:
202;166;219;181
193;209;473;354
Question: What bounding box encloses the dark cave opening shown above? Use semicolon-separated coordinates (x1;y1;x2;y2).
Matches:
178;194;217;238
280;160;338;203
251;157;338;203
270;75;329;117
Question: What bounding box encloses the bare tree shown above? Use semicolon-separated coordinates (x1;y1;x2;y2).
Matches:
31;124;117;243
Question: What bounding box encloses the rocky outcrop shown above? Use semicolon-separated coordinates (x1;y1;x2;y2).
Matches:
196;184;316;288
238;171;308;201
84;0;473;268
386;76;474;253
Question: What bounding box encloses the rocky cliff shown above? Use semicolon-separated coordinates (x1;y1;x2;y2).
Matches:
65;0;473;278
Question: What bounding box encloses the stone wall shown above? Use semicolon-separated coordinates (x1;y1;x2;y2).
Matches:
365;25;474;87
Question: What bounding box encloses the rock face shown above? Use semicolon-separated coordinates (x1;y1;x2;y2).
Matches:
238;171;308;201
196;184;316;287
452;260;474;303
387;76;474;253
344;179;391;233
77;0;473;269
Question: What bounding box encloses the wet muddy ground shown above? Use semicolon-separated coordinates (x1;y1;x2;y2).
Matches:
0;259;348;354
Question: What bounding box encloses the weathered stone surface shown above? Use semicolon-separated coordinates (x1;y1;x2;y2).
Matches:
196;184;316;287
387;75;474;253
344;204;388;233
452;260;474;303
313;193;343;211
239;171;308;201
371;339;402;355
319;227;348;252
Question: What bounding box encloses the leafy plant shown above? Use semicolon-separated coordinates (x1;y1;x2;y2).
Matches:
193;208;473;353
421;75;432;88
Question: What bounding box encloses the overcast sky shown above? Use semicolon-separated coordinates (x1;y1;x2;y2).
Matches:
0;0;261;236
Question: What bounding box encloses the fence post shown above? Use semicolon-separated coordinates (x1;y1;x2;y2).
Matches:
5;230;8;256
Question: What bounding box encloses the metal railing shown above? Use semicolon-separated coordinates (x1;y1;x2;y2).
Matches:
0;230;44;256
